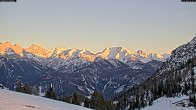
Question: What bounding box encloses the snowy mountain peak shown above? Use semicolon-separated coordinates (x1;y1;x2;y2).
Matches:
136;50;147;55
96;47;168;63
55;48;95;61
25;44;47;57
0;41;23;56
0;41;170;63
97;47;134;61
0;41;13;51
148;52;163;59
47;47;67;57
28;44;46;52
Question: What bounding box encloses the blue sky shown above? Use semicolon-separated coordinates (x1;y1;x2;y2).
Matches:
0;0;196;53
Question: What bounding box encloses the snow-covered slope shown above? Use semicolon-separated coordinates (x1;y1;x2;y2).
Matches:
142;96;195;110
0;89;91;110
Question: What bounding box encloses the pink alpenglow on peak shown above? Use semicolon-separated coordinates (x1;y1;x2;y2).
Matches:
0;41;170;63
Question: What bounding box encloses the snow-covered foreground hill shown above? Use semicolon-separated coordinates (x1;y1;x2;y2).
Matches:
142;96;195;110
0;89;91;110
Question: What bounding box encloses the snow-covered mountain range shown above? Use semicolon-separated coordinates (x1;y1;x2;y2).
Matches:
0;41;170;98
0;41;169;62
0;41;169;68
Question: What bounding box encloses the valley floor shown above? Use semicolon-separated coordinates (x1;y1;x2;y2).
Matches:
0;89;91;110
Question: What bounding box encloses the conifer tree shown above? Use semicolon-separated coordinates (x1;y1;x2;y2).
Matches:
90;89;105;110
23;83;31;94
72;92;81;105
15;81;23;92
63;93;71;103
84;98;90;108
45;87;56;100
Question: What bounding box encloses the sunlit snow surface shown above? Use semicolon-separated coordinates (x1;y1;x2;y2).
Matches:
142;96;195;110
0;89;91;110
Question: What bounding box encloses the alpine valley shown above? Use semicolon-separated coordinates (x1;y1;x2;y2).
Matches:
0;41;170;98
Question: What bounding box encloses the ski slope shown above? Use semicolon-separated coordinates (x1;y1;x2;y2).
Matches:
0;89;91;110
142;96;195;110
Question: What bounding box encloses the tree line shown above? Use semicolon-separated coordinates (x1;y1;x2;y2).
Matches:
15;82;115;110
